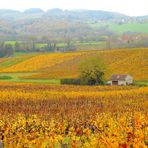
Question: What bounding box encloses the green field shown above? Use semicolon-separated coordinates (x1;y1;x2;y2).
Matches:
135;81;148;86
0;73;60;84
90;22;148;34
4;41;107;51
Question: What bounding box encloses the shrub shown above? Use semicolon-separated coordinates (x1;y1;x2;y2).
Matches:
61;78;80;85
0;76;13;80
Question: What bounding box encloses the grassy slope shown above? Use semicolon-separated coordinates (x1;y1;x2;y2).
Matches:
90;22;148;33
0;73;60;84
0;48;147;84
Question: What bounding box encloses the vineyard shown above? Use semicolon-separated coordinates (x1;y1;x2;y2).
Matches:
0;82;148;147
0;48;148;82
0;48;148;147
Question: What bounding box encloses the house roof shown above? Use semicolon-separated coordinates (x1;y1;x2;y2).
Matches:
110;74;130;81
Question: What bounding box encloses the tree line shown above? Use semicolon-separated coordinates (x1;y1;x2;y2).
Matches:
0;43;14;58
0;37;77;57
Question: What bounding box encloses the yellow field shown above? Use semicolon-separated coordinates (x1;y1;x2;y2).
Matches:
0;48;148;81
0;82;148;147
0;48;147;147
0;52;84;73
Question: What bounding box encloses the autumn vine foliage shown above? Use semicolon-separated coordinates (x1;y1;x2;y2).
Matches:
0;83;147;147
0;48;148;81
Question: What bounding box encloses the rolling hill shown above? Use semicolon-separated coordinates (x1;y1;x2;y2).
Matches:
0;48;147;83
0;8;148;41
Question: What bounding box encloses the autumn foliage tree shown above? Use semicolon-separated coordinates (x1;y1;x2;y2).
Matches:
79;56;106;85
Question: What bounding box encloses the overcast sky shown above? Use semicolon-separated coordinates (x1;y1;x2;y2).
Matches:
0;0;148;16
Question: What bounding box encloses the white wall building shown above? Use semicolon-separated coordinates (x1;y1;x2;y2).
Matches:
108;74;133;86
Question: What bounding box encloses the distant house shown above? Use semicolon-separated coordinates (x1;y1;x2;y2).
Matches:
107;74;133;86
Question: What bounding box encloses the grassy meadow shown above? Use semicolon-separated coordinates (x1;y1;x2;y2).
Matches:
90;22;148;34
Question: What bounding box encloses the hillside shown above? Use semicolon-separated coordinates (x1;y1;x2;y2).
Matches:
0;9;148;41
0;48;147;83
90;22;148;33
0;9;128;21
